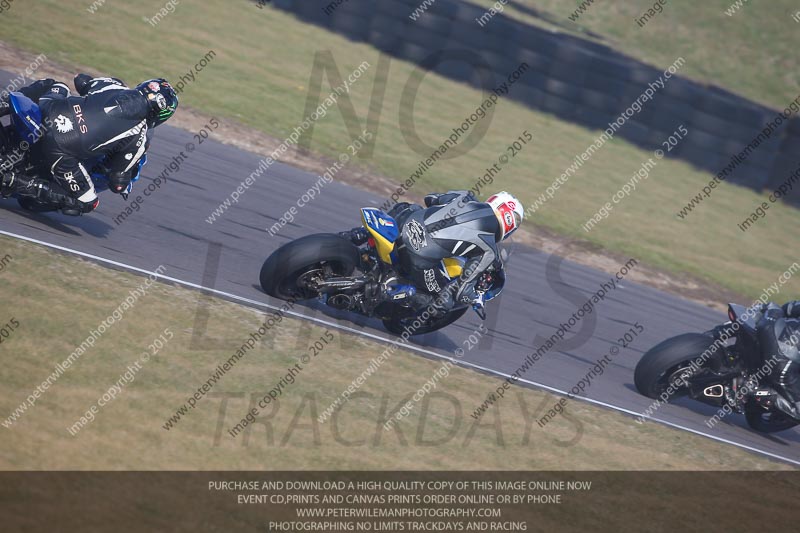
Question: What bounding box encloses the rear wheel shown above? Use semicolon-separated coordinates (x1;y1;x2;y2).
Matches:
260;234;360;300
634;333;716;399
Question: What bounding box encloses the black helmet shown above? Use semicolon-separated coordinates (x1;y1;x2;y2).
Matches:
136;79;178;128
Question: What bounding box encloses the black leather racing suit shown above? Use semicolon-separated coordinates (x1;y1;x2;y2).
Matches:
757;301;800;418
387;190;503;310
15;75;151;214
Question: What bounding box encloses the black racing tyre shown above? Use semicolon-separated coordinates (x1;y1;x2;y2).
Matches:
382;307;468;336
744;404;800;433
634;333;716;399
260;234;360;301
17;196;59;212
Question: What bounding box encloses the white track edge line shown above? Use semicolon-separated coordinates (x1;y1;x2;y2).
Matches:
2;229;799;467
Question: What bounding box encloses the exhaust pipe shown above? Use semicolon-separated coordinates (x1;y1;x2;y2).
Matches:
703;384;724;398
328;294;353;310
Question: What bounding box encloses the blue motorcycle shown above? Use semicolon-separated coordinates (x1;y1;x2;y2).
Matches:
0;91;145;211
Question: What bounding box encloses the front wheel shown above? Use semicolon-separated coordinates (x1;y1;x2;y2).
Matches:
634;333;716;399
382;307;468;336
260;234;360;300
17;196;59;212
745;404;800;433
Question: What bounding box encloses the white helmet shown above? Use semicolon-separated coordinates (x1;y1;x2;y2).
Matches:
487;191;524;240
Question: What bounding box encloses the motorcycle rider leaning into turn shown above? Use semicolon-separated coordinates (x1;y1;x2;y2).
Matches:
758;301;800;420
0;74;178;216
341;190;523;319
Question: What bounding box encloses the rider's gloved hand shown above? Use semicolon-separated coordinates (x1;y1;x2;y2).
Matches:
424;194;438;208
339;227;368;245
763;304;783;320
783;301;800;318
107;171;132;194
74;74;93;96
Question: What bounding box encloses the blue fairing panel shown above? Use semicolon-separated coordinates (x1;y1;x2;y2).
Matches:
9;92;43;144
361;208;400;265
361;208;399;242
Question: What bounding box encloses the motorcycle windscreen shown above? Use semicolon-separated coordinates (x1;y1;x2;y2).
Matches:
361;207;399;264
9;92;43;144
728;302;758;333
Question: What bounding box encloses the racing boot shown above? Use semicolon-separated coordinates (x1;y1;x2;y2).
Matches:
406;285;455;318
385;284;449;319
339;227;369;245
431;284;457;317
26;180;85;216
385;283;417;304
1;171;40;198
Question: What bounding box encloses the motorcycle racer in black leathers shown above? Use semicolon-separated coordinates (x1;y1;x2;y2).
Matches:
1;74;178;215
757;301;800;420
343;190;523;317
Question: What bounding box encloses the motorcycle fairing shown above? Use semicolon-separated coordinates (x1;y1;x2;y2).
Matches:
9;92;43;144
728;303;758;334
361;207;399;265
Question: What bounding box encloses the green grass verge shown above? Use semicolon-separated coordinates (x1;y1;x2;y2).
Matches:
1;1;799;301
0;236;791;470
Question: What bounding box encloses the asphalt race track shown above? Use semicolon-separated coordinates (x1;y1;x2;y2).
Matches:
2;71;799;465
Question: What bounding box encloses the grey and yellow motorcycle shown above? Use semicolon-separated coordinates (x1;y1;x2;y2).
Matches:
260;207;503;335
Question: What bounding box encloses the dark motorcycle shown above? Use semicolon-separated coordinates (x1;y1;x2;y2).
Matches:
0;92;145;211
260;207;503;335
634;303;799;433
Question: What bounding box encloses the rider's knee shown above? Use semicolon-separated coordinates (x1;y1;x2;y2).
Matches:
74;188;99;213
79;197;100;213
